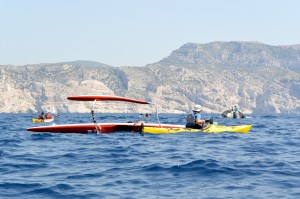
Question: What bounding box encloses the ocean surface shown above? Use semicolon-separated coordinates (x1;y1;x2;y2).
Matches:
1;113;300;199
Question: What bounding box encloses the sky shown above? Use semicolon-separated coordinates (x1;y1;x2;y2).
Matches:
1;0;300;66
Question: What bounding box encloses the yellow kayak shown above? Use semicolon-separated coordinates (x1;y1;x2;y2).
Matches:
142;124;252;134
31;118;54;123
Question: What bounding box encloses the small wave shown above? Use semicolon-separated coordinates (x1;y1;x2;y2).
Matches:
29;133;55;141
22;187;62;198
1;182;42;190
2;162;48;171
141;159;245;177
254;123;268;129
0;139;24;147
0;149;4;158
66;172;105;180
260;115;278;119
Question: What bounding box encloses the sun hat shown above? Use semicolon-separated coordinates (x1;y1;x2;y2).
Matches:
192;104;202;112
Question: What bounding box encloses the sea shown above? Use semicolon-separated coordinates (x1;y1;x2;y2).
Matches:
1;113;300;199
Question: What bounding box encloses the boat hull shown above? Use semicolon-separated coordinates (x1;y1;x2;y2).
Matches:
31;118;54;123
221;110;246;118
27;123;185;134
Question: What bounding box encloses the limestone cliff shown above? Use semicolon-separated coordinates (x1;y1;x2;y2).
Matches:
0;41;299;114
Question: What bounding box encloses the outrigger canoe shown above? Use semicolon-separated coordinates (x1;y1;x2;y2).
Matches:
27;95;183;133
31;118;54;123
27;95;252;135
142;124;252;134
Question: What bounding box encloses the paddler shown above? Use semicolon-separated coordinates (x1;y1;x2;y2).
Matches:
186;105;213;129
233;105;239;118
38;111;45;119
45;112;53;119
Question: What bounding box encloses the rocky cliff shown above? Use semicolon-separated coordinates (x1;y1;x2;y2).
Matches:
1;41;299;114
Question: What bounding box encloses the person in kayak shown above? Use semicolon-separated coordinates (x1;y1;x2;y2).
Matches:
144;113;151;118
186;105;207;129
45;112;53;119
38;111;45;119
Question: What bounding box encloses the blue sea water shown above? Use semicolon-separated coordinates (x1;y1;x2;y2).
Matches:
1;113;300;199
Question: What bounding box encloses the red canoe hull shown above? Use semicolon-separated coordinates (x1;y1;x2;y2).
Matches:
26;123;185;134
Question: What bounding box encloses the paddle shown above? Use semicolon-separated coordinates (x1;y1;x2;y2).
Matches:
205;117;214;124
139;123;144;136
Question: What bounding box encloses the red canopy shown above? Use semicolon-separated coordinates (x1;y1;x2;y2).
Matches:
67;95;150;104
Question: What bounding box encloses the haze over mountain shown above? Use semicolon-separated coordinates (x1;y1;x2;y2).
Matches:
1;41;299;114
58;60;113;68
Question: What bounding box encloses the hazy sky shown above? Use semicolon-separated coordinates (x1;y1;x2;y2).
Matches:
1;0;300;66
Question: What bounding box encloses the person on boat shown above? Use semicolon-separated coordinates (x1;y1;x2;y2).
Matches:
38;112;45;119
45;112;53;119
233;105;239;118
144;113;151;118
139;113;151;118
186;105;207;129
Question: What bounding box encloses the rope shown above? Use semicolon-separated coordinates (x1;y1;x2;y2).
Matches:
91;110;101;133
91;100;101;133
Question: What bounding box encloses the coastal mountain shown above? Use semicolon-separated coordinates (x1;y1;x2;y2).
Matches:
0;41;299;114
159;41;300;72
282;44;300;51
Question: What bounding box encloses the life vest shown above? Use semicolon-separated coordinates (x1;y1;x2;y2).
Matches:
45;113;52;119
186;114;195;123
